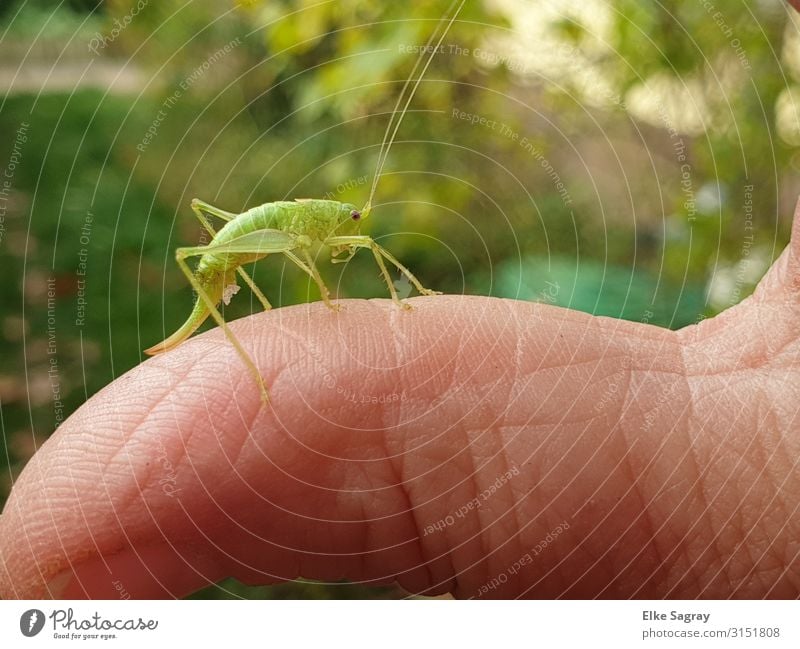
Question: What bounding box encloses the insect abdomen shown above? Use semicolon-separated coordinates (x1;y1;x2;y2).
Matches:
221;203;279;239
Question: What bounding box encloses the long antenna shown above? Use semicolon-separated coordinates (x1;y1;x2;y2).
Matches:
363;0;466;216
368;0;460;198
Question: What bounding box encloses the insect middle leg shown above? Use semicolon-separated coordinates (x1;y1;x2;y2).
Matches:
283;249;340;312
191;199;272;311
175;228;310;402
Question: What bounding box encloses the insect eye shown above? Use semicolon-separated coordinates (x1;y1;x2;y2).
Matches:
350;210;361;220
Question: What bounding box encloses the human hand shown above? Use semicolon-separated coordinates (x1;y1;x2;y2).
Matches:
2;201;799;599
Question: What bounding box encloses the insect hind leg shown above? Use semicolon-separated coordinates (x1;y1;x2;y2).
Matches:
191;199;272;311
175;246;270;403
191;198;237;221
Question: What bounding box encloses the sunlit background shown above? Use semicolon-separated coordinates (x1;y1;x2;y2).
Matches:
2;0;800;597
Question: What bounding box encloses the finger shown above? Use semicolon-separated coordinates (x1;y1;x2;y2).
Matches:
0;293;789;599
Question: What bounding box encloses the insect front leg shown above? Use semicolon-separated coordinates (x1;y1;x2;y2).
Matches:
330;244;358;264
325;235;441;308
191;199;272;311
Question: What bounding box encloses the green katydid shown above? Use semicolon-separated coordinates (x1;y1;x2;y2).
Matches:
145;1;465;401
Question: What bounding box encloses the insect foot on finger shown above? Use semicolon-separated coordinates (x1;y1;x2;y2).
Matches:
392;298;413;311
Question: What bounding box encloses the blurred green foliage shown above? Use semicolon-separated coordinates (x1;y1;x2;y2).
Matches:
2;0;798;597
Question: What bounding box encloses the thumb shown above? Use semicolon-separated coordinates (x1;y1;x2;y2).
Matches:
747;196;800;305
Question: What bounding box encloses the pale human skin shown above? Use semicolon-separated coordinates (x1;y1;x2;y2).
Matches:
1;198;799;599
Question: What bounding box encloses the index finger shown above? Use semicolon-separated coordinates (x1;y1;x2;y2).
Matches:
1;295;665;599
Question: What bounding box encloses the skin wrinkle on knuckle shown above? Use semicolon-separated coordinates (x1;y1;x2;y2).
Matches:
388;394;463;591
378;460;438;592
623;434;670;595
463;312;579;594
687;422;727;594
250;301;435;591
457;368;514;589
387;302;522;595
462;425;494;594
573;332;662;589
605;334;695;595
672;336;733;595
490;320;606;593
367;320;432;590
381;391;440;591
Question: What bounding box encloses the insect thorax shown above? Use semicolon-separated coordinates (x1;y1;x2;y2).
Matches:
268;199;353;240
